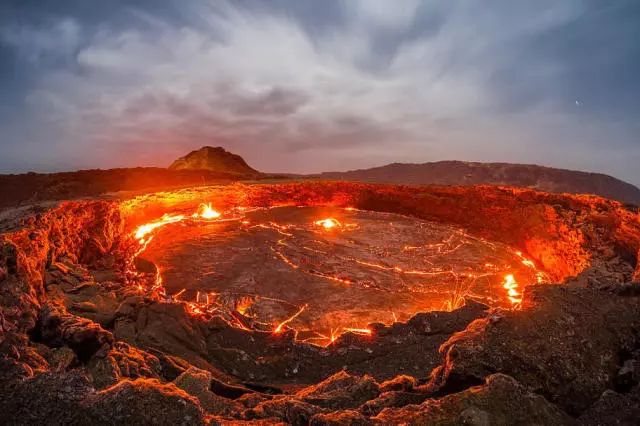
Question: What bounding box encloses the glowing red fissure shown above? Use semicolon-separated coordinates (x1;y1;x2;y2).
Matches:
129;206;540;346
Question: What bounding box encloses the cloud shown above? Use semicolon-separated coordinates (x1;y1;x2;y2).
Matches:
1;17;81;63
0;0;638;181
344;0;422;31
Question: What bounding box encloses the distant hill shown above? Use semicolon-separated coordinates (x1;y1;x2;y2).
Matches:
0;147;272;210
2;148;638;210
169;146;261;177
314;161;640;205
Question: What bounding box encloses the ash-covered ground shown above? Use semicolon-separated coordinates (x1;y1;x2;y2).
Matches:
144;206;541;344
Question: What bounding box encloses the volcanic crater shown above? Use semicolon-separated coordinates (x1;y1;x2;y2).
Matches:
140;205;543;346
2;181;640;424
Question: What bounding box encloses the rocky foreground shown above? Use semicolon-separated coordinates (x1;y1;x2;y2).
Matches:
1;182;640;425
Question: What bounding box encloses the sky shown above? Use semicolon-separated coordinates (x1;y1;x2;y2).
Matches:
0;1;639;184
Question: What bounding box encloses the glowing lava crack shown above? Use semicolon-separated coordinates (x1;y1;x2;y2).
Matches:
128;203;546;346
131;203;546;345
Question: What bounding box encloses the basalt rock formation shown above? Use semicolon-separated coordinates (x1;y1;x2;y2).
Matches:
1;182;639;424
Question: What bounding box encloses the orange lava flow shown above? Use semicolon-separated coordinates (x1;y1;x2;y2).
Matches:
127;204;545;347
314;218;341;229
236;297;253;316
133;203;223;246
134;214;185;244
502;274;521;304
274;304;308;334
343;327;373;336
193;203;221;220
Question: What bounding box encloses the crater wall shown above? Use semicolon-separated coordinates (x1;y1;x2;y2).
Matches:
1;182;639;424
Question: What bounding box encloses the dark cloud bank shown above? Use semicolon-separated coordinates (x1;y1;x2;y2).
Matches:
0;0;638;184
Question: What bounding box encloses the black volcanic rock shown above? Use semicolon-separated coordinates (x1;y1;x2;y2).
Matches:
2;184;640;424
316;161;640;205
169;146;260;177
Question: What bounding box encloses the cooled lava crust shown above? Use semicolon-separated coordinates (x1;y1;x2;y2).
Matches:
1;181;640;425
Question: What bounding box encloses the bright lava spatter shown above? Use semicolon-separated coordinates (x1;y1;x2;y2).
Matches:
193;203;221;220
129;205;546;346
314;218;341;229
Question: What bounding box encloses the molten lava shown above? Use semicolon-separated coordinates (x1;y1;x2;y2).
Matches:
193;203;221;220
502;274;522;304
128;204;545;346
343;327;373;336
274;304;308;334
314;218;341;229
134;213;185;244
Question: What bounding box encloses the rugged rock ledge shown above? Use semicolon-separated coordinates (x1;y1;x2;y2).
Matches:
1;182;639;424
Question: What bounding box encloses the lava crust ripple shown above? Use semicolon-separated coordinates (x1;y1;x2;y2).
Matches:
140;206;543;344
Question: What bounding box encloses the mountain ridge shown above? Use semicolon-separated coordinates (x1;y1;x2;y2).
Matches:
313;160;640;205
1;148;638;209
